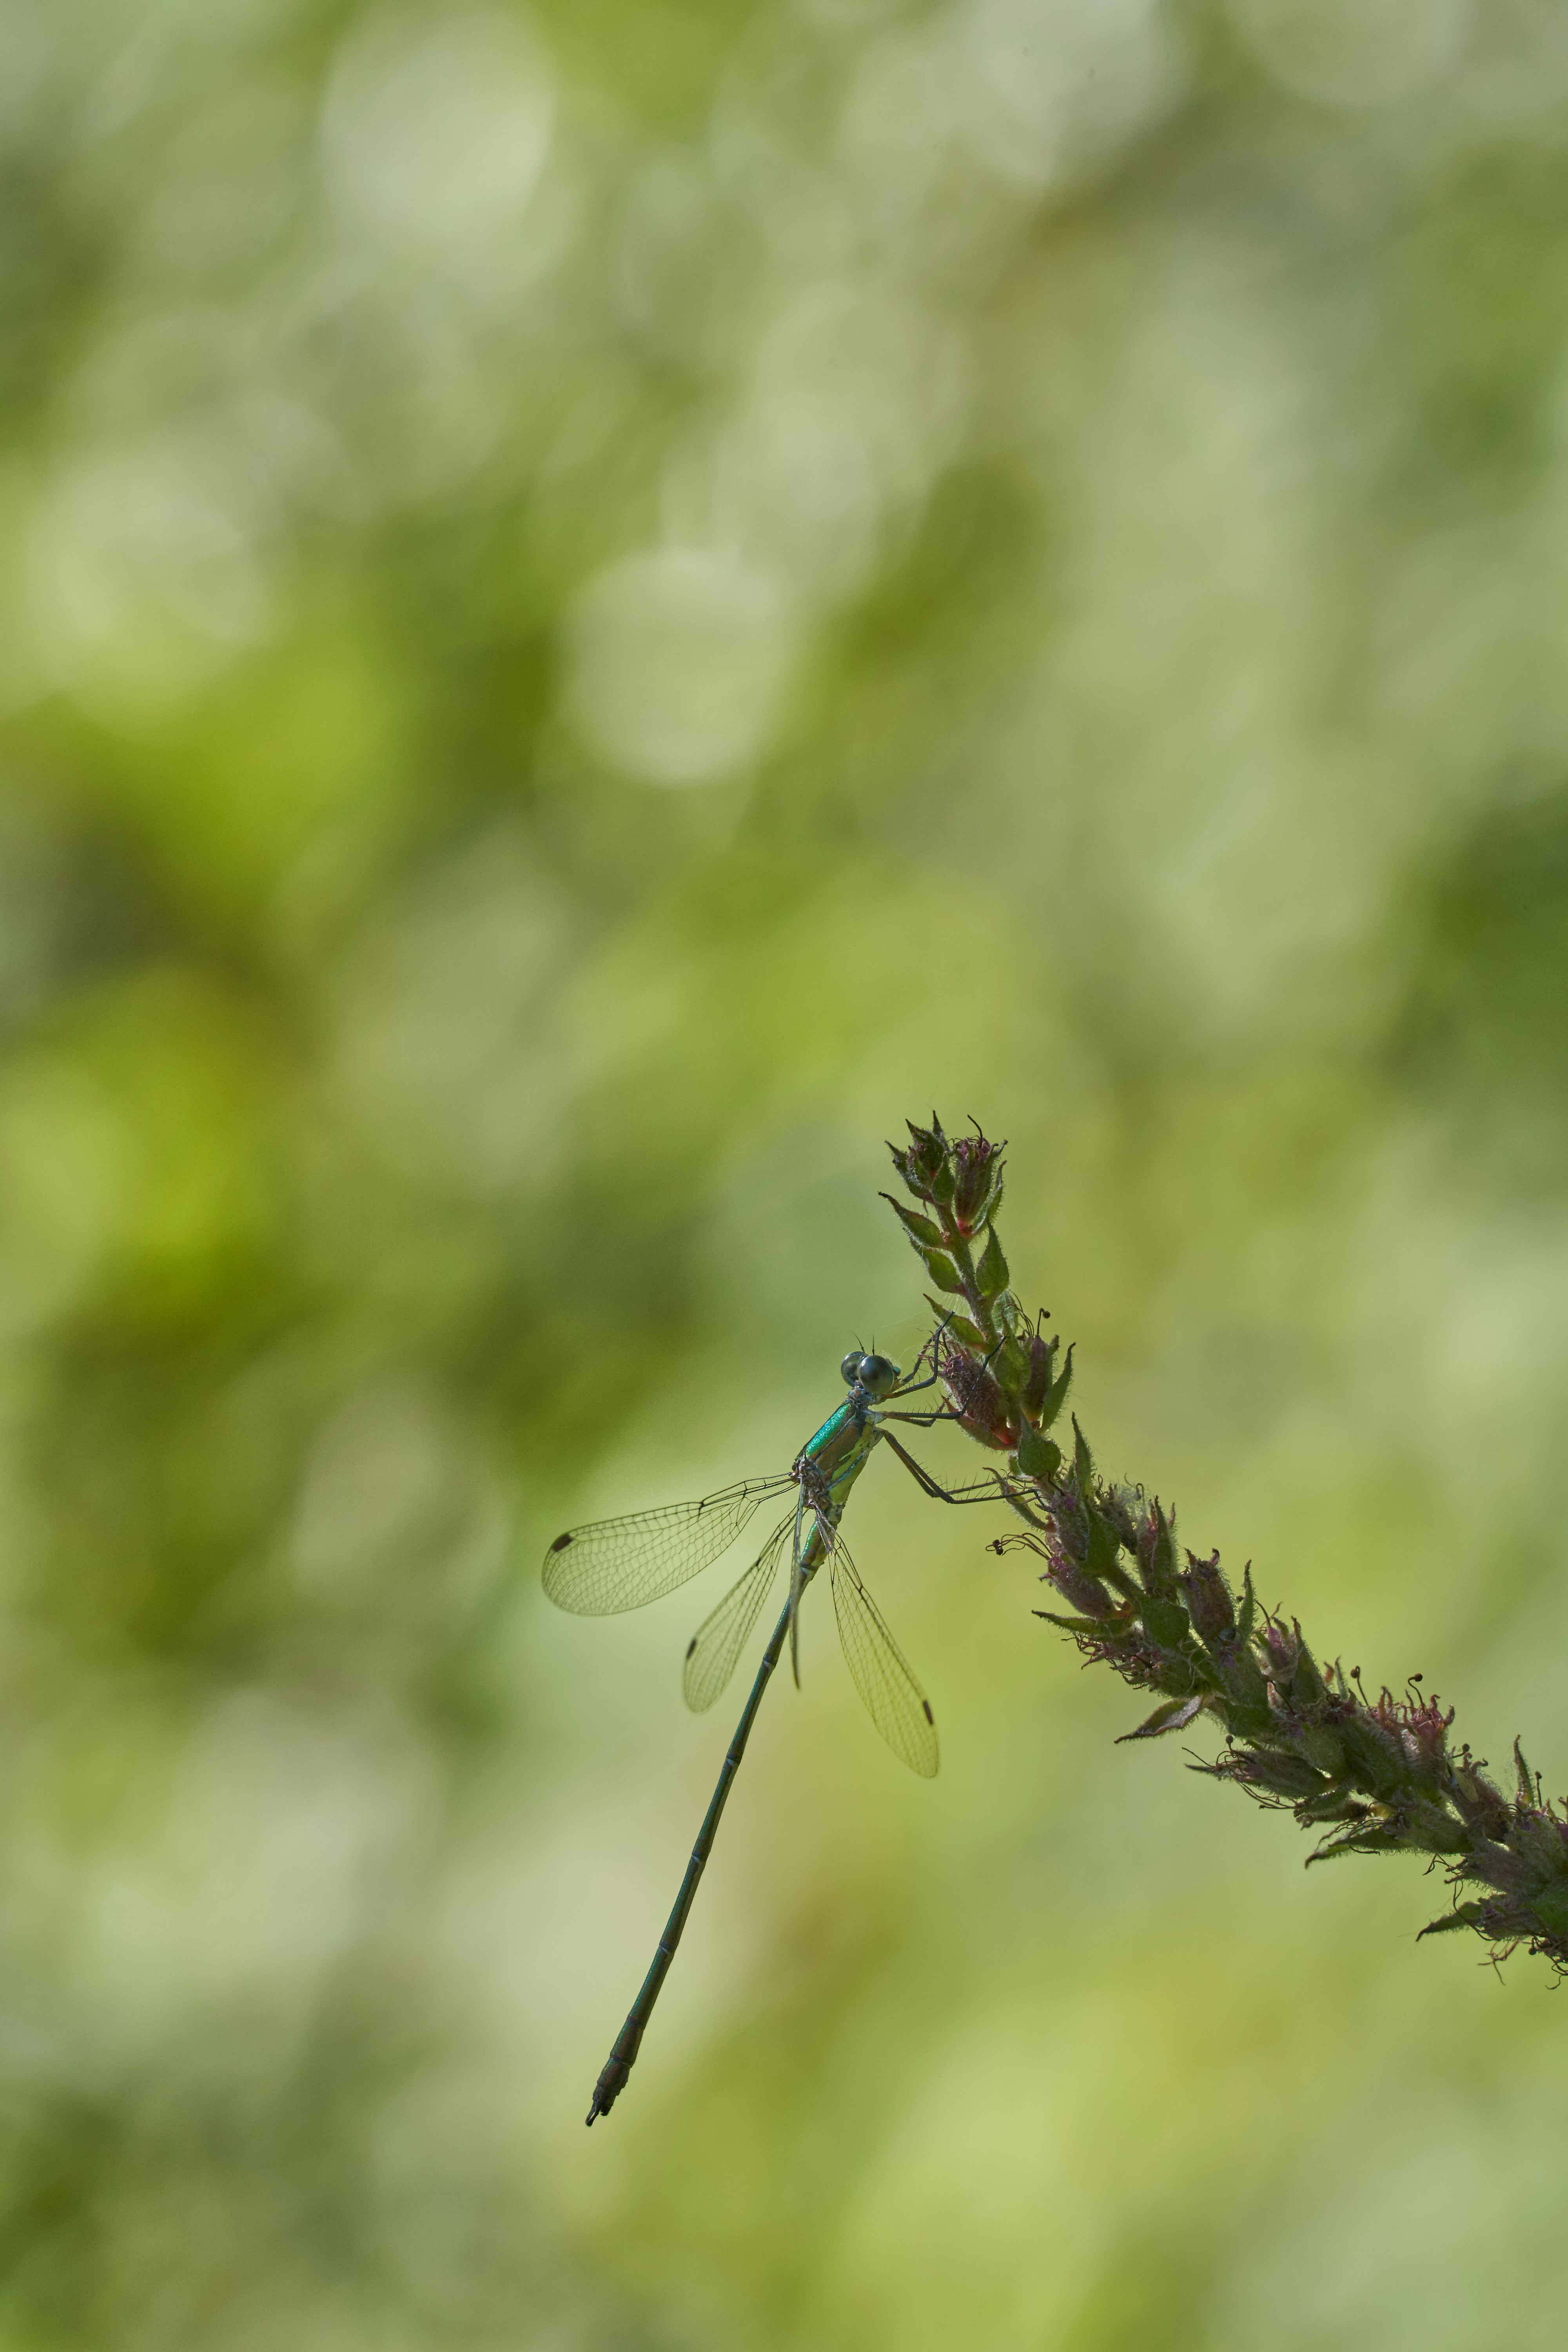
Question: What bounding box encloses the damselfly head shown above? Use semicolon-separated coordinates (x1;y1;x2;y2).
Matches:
846;1352;900;1397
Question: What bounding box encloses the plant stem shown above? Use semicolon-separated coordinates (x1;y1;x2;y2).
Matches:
884;1115;1568;1976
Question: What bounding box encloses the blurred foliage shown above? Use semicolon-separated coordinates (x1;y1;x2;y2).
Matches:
3;0;1568;2347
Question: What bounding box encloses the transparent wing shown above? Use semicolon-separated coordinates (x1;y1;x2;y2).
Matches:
829;1538;940;1778
542;1476;793;1615
682;1513;795;1712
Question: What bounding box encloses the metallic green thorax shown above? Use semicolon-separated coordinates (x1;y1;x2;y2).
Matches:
792;1395;882;1570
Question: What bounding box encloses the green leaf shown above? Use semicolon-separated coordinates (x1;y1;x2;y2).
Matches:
1297;1725;1347;1779
1223;1700;1278;1742
1515;1739;1538;1808
1034;1607;1135;1643
1084;1504;1121;1579
1142;1597;1192;1652
1118;1694;1206;1742
1305;1826;1406;1866
1038;1345;1074;1433
1528;1880;1568;1939
1021;1333;1056;1422
880;1194;944;1250
976;1224;1009;1297
1296;1786;1367;1824
1014;1425;1061;1480
1071;1415;1094;1492
1417;1903;1488;1940
1289;1636;1328;1708
940;1312;988;1350
919;1247;965;1294
1237;1749;1327;1801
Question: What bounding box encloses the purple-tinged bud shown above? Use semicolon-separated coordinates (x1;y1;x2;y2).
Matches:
1180;1550;1236;1645
937;1339;1016;1452
1136;1503;1178;1598
888;1122;948;1201
1021;1334;1056;1425
1210;1747;1327;1802
1450;1764;1512;1840
1388;1692;1455;1777
907;1117;947;1176
1047;1483;1091;1566
1098;1483;1140;1551
950;1133;1005;1234
1044;1556;1116;1619
1260;1618;1298;1679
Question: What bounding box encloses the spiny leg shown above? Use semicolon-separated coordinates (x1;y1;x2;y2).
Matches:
895;1314;955;1394
879;1430;1006;1506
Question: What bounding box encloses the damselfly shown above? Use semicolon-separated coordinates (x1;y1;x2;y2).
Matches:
543;1339;996;2123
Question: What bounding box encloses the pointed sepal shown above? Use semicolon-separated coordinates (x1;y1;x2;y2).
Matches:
976;1224;1009;1298
1118;1694;1207;1742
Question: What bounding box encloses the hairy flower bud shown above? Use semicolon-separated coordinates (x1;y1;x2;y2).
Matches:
1180;1550;1236;1645
888;1119;949;1201
1260;1618;1298;1681
1020;1333;1056;1424
950;1134;1005;1234
937;1339;1016;1450
1044;1555;1116;1620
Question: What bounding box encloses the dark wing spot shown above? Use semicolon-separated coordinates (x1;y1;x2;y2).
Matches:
549;1532;573;1552
922;1700;934;1724
685;1638;697;1658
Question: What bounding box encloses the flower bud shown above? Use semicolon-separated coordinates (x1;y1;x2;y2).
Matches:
937;1339;1016;1450
1136;1503;1178;1598
950;1134;1005;1233
888;1120;949;1201
1180;1550;1236;1645
1021;1334;1057;1425
1045;1556;1116;1619
1261;1618;1298;1680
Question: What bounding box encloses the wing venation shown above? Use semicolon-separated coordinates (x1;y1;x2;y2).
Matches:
542;1476;792;1615
682;1515;794;1711
829;1539;940;1778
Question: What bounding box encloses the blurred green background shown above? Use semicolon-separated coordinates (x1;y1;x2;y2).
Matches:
3;0;1568;2345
